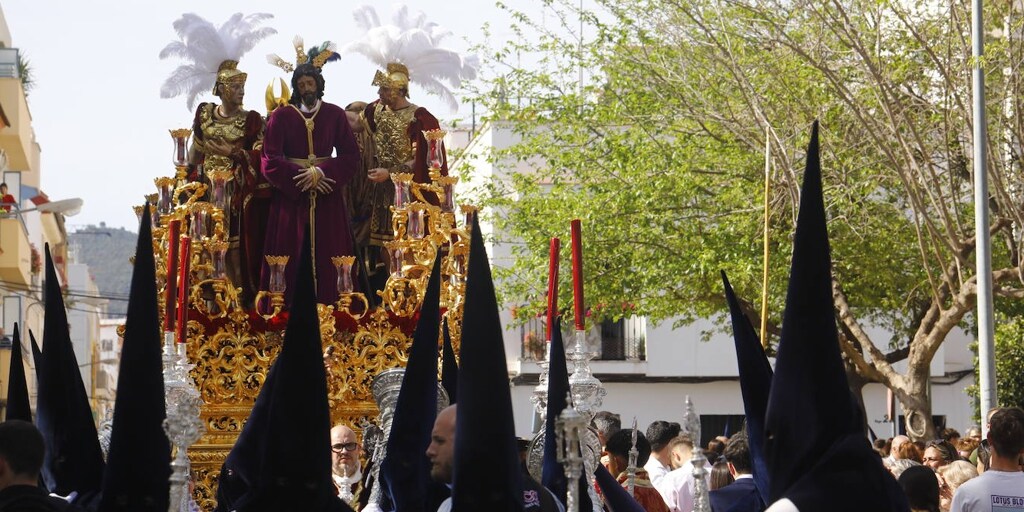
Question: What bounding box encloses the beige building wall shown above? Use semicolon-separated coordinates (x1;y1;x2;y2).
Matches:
0;3;71;418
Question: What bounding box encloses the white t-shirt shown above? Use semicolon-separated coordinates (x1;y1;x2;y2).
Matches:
645;457;673;488
950;470;1024;512
654;460;712;512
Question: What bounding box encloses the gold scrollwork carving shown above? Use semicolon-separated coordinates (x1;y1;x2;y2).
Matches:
188;320;282;405
324;309;413;406
189;462;221;512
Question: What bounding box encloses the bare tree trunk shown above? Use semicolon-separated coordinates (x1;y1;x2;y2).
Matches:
896;365;936;441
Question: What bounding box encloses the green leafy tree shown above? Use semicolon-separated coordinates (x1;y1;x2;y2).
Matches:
967;313;1024;421
464;0;1024;440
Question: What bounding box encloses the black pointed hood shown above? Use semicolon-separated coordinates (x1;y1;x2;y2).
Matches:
451;216;524;512
542;317;569;501
6;324;32;422
36;243;106;495
379;252;447;511
762;122;909;511
216;229;351;512
29;329;42;373
720;271;771;504
441;318;458;404
99;205;171;511
541;317;592;511
593;464;645;512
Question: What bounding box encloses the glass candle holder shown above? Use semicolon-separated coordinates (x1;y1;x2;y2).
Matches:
170;129;192;168
393;175;412;209
408;208;425;239
386;244;405;277
155;177;177;216
208;241;229;280
207;169;233;212
461;205;478;228
190;202;213;240
422;129;447;170
265;256;290;294
437;176;458;213
332;256;355;295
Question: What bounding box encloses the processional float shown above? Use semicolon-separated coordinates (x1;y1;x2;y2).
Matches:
141;128;467;510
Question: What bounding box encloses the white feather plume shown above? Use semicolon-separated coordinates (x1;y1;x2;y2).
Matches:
341;5;479;112
160;12;276;111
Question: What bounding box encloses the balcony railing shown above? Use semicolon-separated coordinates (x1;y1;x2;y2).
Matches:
597;316;645;361
519;315;646;362
0;49;20;79
519;316;547;362
0;206;32;286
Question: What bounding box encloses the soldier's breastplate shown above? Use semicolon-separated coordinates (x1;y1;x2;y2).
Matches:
373;104;417;169
200;104;248;170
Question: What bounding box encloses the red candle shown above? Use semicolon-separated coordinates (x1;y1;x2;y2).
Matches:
175;236;191;344
164;219;181;332
570;219;585;330
546;237;560;341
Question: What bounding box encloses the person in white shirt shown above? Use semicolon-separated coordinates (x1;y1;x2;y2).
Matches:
644;421;682;488
655;435;711;512
949;407;1024;512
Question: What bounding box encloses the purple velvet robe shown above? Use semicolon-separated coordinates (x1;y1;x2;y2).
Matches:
261;102;360;306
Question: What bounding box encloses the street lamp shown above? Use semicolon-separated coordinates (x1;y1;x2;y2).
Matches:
15;198;85;217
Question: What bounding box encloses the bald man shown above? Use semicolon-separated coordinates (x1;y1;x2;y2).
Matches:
426;405;457;512
885;435;910;468
331;424;371;510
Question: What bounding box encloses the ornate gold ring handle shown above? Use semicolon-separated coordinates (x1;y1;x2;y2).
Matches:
254;290;285;321
336;292;370;320
191;278;240;318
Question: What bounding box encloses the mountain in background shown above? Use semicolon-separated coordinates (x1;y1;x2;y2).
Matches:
68;223;136;318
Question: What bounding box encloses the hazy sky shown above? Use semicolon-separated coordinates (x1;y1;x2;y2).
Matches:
3;0;538;231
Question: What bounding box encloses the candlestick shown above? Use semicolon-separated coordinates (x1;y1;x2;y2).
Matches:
170;128;192;168
547;237;560;341
164;219;181;332
176;236;191;344
570;219;585;331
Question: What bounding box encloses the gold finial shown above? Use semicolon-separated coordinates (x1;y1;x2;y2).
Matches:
265;78;292;114
422;129;447;142
265;255;290;266
294;36;308;65
331;256;356;267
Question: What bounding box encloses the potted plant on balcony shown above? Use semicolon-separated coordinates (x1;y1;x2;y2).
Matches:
522;330;544;361
30;244;41;287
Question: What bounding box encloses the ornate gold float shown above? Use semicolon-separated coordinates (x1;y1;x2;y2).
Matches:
138;128;463;510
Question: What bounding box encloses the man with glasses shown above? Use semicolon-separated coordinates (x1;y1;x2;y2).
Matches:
331;424;371;511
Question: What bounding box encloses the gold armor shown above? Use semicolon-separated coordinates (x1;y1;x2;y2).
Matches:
194;104;251;176
370;103;417;171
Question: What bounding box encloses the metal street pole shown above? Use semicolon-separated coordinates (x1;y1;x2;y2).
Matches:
971;0;997;437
